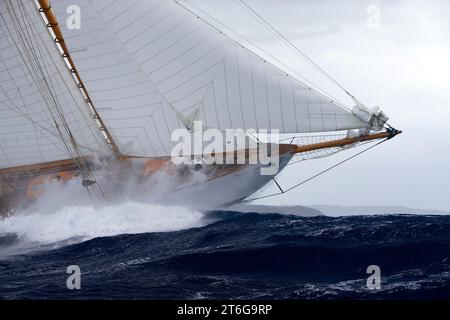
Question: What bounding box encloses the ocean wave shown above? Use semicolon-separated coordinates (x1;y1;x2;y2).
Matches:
0;211;449;299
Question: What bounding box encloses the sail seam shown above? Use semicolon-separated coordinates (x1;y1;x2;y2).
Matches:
175;0;352;112
0;10;88;158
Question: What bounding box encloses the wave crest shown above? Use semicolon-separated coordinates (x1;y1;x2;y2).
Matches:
0;202;205;244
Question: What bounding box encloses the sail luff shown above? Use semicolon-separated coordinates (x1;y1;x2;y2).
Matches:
172;0;353;113
159;0;370;129
36;0;122;159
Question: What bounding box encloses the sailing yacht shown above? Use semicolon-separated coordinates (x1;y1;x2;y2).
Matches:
0;0;400;213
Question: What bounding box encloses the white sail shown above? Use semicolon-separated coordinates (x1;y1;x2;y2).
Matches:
49;0;372;158
0;0;109;170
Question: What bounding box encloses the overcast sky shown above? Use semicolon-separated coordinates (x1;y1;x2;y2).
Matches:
188;0;450;211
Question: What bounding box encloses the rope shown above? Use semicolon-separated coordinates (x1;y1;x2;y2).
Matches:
242;138;388;202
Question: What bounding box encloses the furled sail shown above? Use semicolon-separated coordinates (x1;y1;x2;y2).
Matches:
50;0;373;158
0;0;110;170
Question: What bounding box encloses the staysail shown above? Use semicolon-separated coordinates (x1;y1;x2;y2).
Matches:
48;0;374;159
0;0;110;170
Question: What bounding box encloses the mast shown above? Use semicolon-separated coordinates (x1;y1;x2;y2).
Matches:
36;0;122;159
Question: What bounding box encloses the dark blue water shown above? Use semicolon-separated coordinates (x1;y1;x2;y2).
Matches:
1;212;450;299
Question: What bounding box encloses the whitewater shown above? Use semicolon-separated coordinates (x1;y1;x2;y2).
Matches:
0;202;206;245
0;176;211;256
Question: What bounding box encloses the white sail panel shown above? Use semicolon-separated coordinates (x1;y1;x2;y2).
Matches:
98;0;371;130
52;0;371;158
50;0;180;157
0;0;109;169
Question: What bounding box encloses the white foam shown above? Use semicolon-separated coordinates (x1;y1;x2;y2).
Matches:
0;202;205;244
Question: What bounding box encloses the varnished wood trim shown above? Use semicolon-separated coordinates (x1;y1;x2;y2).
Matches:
37;0;121;158
0;158;81;175
293;130;402;154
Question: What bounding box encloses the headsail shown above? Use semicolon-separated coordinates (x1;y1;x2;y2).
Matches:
50;0;375;159
0;0;110;170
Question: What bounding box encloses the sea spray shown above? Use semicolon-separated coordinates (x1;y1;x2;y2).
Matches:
0;202;206;245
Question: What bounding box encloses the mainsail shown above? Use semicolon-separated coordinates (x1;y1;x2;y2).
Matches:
0;0;110;170
47;0;374;159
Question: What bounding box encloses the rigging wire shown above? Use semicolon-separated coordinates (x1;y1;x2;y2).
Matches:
176;0;351;110
3;1;79;163
242;137;388;202
1;0;106;198
237;0;398;131
31;2;107;197
179;1;396;129
236;0;358;104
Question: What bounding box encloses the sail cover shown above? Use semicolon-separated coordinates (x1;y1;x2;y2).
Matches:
0;0;109;170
